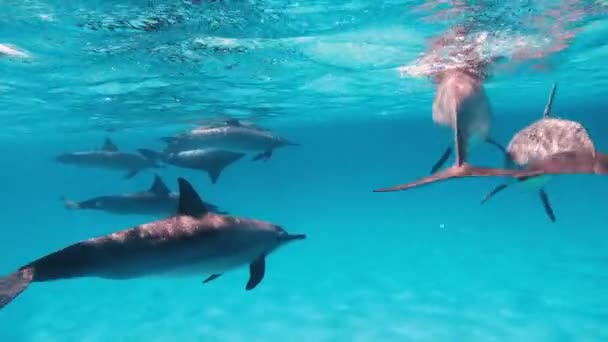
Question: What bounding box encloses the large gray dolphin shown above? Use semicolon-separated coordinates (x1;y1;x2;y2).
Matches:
481;83;608;221
56;138;162;179
138;148;245;184
63;173;226;216
0;177;306;310
161;119;299;161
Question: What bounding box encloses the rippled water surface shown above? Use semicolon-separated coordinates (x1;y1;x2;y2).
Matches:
1;1;608;341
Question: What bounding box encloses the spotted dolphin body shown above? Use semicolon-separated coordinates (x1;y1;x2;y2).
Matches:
0;178;306;310
138;148;245;184
374;69;532;193
63;174;226;216
481;83;608;221
161;119;299;162
56;138;161;179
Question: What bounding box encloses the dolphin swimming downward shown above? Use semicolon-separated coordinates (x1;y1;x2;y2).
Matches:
63;173;226;216
0;178;306;310
56;138;162;179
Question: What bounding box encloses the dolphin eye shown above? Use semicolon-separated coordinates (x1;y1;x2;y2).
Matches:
275;225;287;234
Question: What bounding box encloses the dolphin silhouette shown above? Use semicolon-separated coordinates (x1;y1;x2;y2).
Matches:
161;119;299;162
63;173;226;216
56;138;161;179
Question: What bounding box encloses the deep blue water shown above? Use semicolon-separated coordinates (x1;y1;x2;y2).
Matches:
2;1;608;341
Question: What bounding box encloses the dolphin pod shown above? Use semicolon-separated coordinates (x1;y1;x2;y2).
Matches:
0;177;306;310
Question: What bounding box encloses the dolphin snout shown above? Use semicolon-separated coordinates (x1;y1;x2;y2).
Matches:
279;234;306;242
55;153;72;163
285;140;300;147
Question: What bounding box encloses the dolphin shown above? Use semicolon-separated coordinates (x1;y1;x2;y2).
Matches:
161;119;299;161
138;148;245;184
480;83;608;221
56;138;162;179
0;177;306;310
63;173;226;216
373;68;534;193
428;69;507;173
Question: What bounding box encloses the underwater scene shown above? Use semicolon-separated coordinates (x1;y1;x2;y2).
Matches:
2;1;608;341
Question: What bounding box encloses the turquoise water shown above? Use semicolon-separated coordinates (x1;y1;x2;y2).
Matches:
2;1;608;341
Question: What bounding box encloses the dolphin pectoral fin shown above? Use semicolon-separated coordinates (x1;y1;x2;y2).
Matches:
430;147;452;174
207;168;223;184
203;274;222;284
480;183;509;204
176;178;209;217
373;164;542;193
539;189;556;222
124;170;139;179
485;138;508;155
246;256;266;291
252;150;272;162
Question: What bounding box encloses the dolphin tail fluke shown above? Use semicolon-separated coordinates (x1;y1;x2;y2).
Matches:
0;267;34;310
62;197;81;210
252;150;272;162
373;164;542;193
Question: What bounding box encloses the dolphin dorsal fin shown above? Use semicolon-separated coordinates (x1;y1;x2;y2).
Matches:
176;178;208;217
101;138;119;152
543;83;557;118
149;174;170;196
224;118;241;126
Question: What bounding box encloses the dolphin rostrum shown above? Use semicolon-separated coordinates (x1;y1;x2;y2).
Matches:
161;119;299;162
0;177;306;310
63;173;226;216
56;138;162;179
138;148;245;184
481;83;608;221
